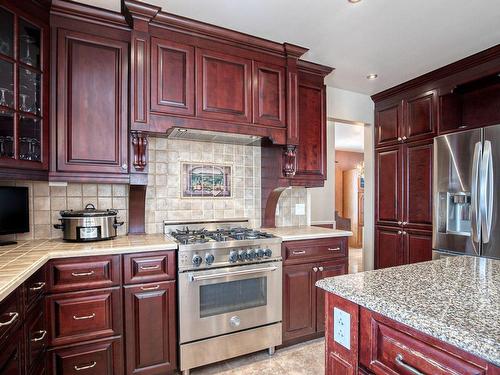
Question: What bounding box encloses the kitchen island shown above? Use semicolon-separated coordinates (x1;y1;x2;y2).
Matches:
316;256;500;374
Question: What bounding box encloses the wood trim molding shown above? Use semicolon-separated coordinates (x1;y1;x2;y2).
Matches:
297;59;334;76
123;0;160;30
372;44;500;102
328;117;368;126
263;187;289;228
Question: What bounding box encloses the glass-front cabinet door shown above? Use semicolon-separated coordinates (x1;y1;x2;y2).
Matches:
0;3;47;171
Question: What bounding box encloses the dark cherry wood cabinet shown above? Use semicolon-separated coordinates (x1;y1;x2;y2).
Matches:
0;331;23;375
150;38;194;116
405;229;432;264
51;24;129;182
404;90;437;141
282;237;348;346
24;303;48;374
325;293;500;375
124;281;177;375
0;1;50;180
375;145;402;226
253;61;286;127
375;102;402;148
375;226;405;269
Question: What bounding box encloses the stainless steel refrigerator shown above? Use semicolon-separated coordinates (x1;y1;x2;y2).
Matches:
433;125;500;259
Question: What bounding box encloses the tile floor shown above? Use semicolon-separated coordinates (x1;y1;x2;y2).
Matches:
188;338;325;375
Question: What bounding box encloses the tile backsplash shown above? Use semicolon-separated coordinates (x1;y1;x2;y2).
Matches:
144;137;262;234
275;187;308;227
0;181;129;241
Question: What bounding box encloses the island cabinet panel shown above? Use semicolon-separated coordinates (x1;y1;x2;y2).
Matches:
252;61;286;127
196;49;252;123
375;145;403;226
151;38;195;116
375;102;402;147
53;28;128;180
282;238;349;346
124;281;177;375
359;309;490;375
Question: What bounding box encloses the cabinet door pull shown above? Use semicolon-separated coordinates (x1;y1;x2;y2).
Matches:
141;284;160;291
73;313;96;320
312;267;318;272
29;282;46;291
74;361;97;371
0;312;19;327
328;247;341;252
395;354;424;375
71;270;95;277
31;330;47;342
398;231;402;235
140;264;160;270
292;250;306;255
318;266;324;272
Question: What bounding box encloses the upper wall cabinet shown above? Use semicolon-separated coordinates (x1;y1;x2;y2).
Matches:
0;1;49;180
196;49;252;123
151;38;194;116
253;61;286;127
52;28;129;182
375;102;402;147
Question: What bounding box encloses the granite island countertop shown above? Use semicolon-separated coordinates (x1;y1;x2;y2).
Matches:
316;256;500;366
0;234;177;302
263;226;352;241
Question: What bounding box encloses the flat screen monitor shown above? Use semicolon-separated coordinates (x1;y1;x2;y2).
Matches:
0;186;29;244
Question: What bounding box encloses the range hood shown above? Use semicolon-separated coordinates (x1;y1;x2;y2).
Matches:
167;128;262;146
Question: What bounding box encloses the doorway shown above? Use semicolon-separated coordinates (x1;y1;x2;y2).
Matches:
334;121;364;273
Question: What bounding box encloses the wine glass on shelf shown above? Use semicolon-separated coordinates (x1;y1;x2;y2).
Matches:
0;88;8;108
21;35;36;67
19;94;29;112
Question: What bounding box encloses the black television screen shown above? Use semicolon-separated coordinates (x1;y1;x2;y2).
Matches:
0;186;29;235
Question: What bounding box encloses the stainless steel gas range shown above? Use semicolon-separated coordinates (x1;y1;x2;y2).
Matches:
164;219;283;375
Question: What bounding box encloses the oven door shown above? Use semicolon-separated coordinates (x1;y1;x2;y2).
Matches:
179;260;282;343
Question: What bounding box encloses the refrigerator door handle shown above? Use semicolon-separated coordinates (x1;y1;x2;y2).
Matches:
471;142;482;244
481;140;494;243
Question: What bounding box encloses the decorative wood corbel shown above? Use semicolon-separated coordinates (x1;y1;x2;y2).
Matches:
131;131;148;171
283;145;297;177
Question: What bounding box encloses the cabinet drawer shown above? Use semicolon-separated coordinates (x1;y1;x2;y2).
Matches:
360;309;486;375
283;237;347;265
46;288;122;346
49;337;123;375
47;256;121;293
25;302;48;374
25;266;47;310
0;289;21;345
123;251;176;285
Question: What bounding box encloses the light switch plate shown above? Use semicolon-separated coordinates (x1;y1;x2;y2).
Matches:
295;203;306;215
333;307;351;350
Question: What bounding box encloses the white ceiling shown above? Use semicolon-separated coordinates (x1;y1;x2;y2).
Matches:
77;0;500;95
334;123;364;152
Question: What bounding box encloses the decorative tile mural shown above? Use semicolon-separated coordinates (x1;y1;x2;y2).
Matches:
182;163;232;198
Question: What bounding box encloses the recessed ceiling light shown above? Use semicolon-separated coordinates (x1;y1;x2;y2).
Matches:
348;0;362;3
366;74;378;80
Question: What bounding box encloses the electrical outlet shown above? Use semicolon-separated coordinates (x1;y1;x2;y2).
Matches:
295;203;305;215
333;307;351;349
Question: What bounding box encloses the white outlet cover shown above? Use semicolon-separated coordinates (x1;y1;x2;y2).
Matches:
295;203;306;216
333;307;351;350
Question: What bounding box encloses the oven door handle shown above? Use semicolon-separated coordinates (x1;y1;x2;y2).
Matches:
189;266;278;282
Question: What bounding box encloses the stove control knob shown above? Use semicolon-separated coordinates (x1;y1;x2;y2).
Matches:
238;250;248;261
264;248;272;258
192;254;203;267
247;249;256;260
228;251;238;263
205;253;215;266
257;248;265;258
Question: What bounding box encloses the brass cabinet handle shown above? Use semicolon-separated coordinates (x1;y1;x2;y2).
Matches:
74;361;97;371
328;247;341;252
31;330;47;342
71;270;95;277
140;264;160;270
140;285;160;291
73;313;96;320
0;312;19;327
312;267;318;272
395;354;424;375
29;282;46;291
292;250;306;255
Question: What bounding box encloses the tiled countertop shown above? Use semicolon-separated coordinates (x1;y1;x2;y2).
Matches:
316;256;500;366
263;226;352;241
0;234;177;302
